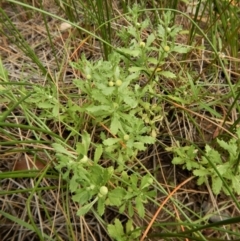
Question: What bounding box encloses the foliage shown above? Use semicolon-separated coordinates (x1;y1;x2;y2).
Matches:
169;128;240;195
107;219;141;241
50;7;190;240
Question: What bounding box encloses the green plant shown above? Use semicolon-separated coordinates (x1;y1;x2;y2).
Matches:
168;127;240;196
49;8;190;240
107;218;141;241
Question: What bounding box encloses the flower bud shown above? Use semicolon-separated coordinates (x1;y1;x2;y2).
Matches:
139;42;145;48
164;45;170;52
108;81;114;87
116;79;122;86
99;186;108;196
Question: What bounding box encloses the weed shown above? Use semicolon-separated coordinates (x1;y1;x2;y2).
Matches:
168;127;240;196
50;8;190;240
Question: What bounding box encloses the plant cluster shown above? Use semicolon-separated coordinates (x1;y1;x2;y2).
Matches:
169;127;240;196
50;7;190;239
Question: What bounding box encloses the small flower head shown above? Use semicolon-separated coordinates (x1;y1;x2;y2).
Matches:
116;79;122;86
86;74;92;80
139;41;146;48
108;81;114;87
98;186;108;197
166;27;171;33
163;45;170;52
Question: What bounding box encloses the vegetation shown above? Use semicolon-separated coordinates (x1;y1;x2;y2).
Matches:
0;0;240;240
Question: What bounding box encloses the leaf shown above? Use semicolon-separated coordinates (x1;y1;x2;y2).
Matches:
102;86;115;96
130;173;138;188
76;142;85;155
72;190;91;205
193;168;209;177
108;187;126;206
146;33;155;47
73;79;87;93
126;219;133;233
128;202;134;217
140;175;153;189
123;95;137;108
77;201;95;216
211;176;222;195
52;104;59;117
197;176;206;185
25;96;43;103
97;197;105;216
139;136;156;144
119;203;126;214
69;174;79;193
89;164;110;185
186;158;199;171
52;143;75;158
172;157;185;165
82;131;91;152
140;19;149;29
107;219;124;240
126;72;140;81
135;196;145;218
205;145;222;164
159;71;176;78
172;45;190;53
119;48;141;57
128;66;145;72
216;164;228;175
110;115;120;135
103;138;120;146
133;142;146;151
128;25;138;39
231;175;240;195
114;65;120;79
86;105;111;114
107;166;114;177
147;57;158;65
217;139;237;158
91;89;110;103
94;144;103;163
38;102;54;108
157;25;165;36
